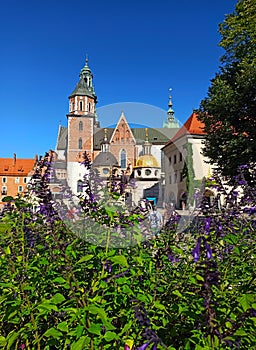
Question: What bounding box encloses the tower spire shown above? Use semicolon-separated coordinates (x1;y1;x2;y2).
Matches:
162;87;180;128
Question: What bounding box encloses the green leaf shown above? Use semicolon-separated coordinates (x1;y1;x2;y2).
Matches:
57;321;68;332
172;290;183;298
237;294;255;312
87;323;102;335
0;336;6;347
6;331;19;350
234;329;248;336
154;301;167;311
53;277;66;283
86;305;107;321
50;293;66;305
37;303;58;313
5;246;11;255
104;331;119;342
44;327;63;338
109;255;128;267
77;254;94;263
71;336;89;350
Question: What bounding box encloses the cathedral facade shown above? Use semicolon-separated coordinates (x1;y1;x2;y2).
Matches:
54;58;180;206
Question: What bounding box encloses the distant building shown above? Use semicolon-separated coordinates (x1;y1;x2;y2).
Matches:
162;112;213;209
55;58;180;206
0;154;37;206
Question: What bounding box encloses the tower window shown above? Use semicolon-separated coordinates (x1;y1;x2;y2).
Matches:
79;121;83;131
79;101;83;111
2;186;7;195
174;154;177;164
78;138;82;149
179;152;182;162
88;102;91;112
72;102;75;110
2;177;7;183
120;149;126;169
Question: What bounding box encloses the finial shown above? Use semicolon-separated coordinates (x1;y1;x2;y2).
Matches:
145;128;149;142
168;87;173;107
85;54;89;66
104;128;108;141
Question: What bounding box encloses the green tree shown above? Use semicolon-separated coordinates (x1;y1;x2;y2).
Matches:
198;0;256;180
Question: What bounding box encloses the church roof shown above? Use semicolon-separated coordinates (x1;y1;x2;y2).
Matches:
55;126;180;151
69;78;95;98
93;151;118;167
163;112;205;148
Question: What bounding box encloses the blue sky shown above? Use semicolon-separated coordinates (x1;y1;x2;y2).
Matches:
0;0;237;159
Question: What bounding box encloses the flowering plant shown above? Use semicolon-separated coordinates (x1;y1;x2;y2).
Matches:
0;154;255;349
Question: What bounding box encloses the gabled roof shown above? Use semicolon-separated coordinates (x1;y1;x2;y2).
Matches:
56;126;68;150
163;112;205;148
0;157;36;176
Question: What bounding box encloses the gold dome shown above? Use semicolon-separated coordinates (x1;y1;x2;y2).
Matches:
135;154;160;168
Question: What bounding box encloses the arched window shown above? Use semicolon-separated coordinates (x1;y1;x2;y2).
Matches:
79;101;83;111
120;149;126;169
78;138;82;149
77;180;83;192
79;121;83;131
88;102;91;112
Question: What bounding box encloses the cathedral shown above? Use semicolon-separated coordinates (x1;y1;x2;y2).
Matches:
54;58;180;206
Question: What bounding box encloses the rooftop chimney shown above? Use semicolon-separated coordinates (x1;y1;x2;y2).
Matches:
13;153;16;166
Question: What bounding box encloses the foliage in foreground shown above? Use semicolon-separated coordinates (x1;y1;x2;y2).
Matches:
0;153;255;350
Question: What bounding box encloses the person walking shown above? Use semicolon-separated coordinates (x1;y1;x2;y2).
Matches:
149;205;163;238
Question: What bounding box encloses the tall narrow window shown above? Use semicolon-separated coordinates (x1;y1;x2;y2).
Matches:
77;180;83;192
120;149;126;169
88;102;91;112
79;101;83;111
18;186;23;192
2;186;7;194
79;121;83;131
78;138;82;149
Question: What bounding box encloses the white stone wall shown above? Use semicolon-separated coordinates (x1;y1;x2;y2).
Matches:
67;161;89;195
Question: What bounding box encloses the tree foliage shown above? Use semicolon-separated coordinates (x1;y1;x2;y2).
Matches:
198;0;256;180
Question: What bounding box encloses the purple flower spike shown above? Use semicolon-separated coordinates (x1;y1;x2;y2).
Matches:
136;343;150;350
204;217;211;233
192;238;201;262
124;345;131;350
204;239;212;259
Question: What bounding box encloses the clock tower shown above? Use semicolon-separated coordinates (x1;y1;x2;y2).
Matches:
66;57;99;194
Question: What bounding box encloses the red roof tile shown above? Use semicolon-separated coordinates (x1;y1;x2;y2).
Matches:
0;157;36;176
163;112;205;148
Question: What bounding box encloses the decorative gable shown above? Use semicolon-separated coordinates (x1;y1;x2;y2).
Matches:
110;112;136;145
